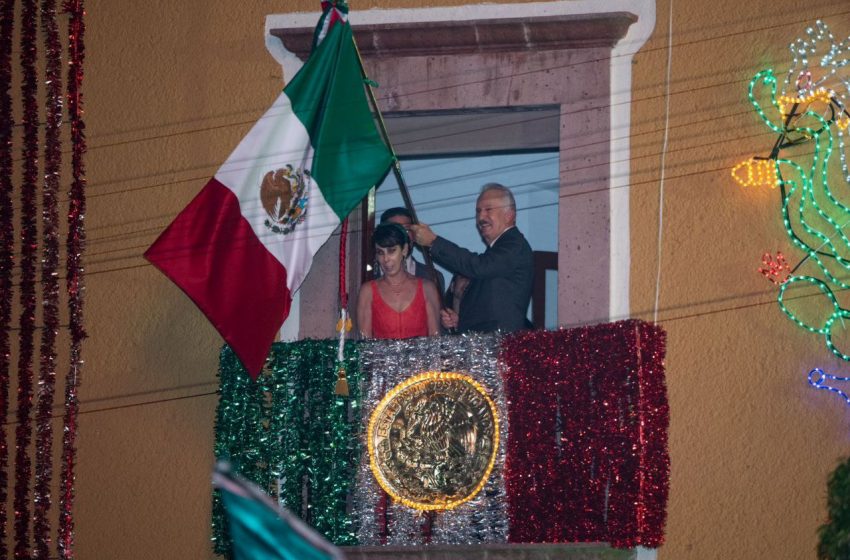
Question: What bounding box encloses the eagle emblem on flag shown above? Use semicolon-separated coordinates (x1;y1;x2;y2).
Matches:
261;164;310;235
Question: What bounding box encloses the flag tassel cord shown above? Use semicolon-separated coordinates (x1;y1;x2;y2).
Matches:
335;217;351;397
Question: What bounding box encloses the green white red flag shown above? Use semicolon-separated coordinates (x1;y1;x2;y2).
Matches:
213;462;345;560
145;2;392;377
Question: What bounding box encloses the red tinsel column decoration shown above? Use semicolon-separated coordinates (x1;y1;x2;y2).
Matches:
631;322;669;546
15;0;39;557
0;1;15;558
501;320;669;548
59;1;86;558
33;0;63;556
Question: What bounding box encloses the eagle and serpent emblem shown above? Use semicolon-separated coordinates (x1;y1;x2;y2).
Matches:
261;164;310;235
367;372;499;511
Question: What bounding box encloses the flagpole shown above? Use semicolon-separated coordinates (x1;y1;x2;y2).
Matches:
351;38;447;304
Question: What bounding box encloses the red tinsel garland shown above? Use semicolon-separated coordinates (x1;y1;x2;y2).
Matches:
0;1;14;558
501;320;669;548
14;1;39;557
33;0;63;556
633;322;669;546
60;1;86;558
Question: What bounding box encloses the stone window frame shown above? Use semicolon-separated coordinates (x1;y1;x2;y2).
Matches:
267;1;655;340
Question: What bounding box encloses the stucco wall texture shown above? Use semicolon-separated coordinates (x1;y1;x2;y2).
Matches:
14;0;850;558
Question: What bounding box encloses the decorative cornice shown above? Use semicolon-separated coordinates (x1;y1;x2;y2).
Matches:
270;13;637;60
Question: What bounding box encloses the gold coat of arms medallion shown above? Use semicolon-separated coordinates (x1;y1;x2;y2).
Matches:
367;371;499;511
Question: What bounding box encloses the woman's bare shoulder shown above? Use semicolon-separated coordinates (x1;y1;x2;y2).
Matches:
358;279;375;299
421;278;441;298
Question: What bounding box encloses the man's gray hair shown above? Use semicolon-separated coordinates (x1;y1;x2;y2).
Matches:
480;183;516;211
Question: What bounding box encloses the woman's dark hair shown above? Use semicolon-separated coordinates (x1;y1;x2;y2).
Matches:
372;222;409;249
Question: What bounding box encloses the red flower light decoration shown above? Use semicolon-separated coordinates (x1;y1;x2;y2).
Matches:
759;251;791;285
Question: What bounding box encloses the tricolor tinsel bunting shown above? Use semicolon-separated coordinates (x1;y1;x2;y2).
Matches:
212;321;669;552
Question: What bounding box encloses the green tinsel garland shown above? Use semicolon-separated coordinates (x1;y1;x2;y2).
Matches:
211;340;363;556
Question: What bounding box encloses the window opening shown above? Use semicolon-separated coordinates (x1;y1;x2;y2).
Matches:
375;150;559;329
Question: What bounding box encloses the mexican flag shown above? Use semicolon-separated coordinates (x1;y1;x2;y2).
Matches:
144;2;392;377
214;462;345;560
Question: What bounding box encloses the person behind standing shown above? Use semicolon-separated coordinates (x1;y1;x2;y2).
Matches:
445;273;470;319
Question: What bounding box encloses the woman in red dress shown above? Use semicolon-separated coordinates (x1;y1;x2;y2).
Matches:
356;223;441;339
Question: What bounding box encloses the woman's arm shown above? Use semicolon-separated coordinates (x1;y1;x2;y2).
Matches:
422;279;441;336
356;281;373;338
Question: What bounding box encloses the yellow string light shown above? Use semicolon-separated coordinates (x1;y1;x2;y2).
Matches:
731;158;779;189
777;88;850;130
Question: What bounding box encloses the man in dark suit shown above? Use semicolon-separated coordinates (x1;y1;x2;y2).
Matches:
409;183;533;333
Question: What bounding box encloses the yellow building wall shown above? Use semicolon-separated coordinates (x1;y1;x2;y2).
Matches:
52;0;850;558
630;1;850;559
